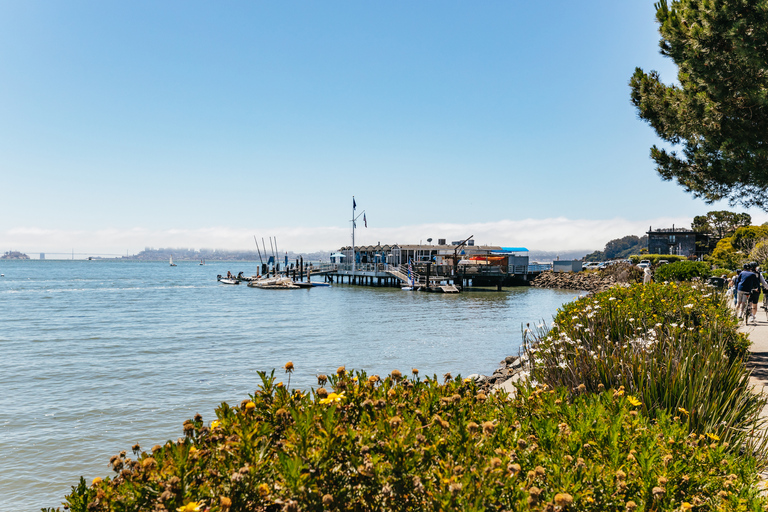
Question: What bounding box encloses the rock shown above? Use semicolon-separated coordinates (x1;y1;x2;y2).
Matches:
530;270;618;293
466;374;487;384
504;355;518;365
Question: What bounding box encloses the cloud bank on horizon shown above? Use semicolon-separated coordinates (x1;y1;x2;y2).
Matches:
3;216;714;257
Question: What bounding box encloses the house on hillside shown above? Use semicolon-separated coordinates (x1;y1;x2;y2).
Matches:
646;226;708;258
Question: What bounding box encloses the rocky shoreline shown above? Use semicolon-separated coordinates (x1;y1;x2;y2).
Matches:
530;269;618;293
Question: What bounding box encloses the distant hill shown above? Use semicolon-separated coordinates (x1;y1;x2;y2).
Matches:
120;248;331;262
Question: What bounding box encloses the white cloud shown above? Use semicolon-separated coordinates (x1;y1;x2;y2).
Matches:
2;216;698;258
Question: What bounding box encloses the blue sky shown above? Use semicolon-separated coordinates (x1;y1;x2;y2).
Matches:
1;2;761;256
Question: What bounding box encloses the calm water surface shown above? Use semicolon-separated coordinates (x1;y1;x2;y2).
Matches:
0;260;578;510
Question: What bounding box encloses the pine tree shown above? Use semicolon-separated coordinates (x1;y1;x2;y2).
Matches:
630;0;768;208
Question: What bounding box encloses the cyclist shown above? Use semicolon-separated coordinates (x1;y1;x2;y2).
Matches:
748;263;768;324
737;263;760;323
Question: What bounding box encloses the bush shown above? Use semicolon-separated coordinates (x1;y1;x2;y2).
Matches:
53;371;767;512
523;283;764;453
654;261;712;282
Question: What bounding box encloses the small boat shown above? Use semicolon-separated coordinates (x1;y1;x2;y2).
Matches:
247;277;300;289
170;256;177;267
217;275;239;285
310;282;331;287
199;259;205;266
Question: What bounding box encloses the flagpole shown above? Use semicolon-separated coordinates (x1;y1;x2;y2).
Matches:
352;196;355;273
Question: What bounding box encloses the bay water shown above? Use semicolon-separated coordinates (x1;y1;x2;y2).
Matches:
0;260;577;510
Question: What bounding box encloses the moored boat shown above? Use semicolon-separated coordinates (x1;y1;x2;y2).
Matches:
247;277;300;289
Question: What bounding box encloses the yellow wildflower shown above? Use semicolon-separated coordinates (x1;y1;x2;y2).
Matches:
91;477;102;486
678;407;689;415
245;401;256;411
177;503;202;512
211;420;221;429
706;432;720;441
680;503;692;511
319;392;345;405
627;396;642;407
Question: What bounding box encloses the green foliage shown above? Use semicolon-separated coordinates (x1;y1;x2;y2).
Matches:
524;283;764;456
630;1;768;209
731;225;768;252
749;239;768;268
61;368;767;512
708;237;743;270
585;236;648;263
691;211;751;240
628;254;686;265
654;261;712;282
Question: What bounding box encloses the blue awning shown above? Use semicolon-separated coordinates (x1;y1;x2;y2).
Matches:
497;247;529;253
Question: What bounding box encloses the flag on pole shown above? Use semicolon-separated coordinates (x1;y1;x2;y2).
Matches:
408;259;414;287
353;197;356;210
363;213;367;228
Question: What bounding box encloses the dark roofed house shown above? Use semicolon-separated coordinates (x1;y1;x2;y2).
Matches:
646;226;708;258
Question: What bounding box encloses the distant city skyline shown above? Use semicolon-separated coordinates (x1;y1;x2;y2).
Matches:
1;2;763;256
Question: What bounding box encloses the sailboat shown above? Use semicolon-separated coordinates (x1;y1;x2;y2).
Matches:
170;255;177;267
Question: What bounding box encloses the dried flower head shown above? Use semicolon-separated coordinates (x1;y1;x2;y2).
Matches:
467;421;479;433
316;388;328;399
284;361;294;373
317;374;327;385
554;493;573;507
391;369;402;380
482;421;495;435
412;368;419;375
322;494;333;506
219;497;232;509
336;366;346;375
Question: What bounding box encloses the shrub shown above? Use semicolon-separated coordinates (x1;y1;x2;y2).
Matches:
654;261;712;282
523;283;765;455
52;371;767;512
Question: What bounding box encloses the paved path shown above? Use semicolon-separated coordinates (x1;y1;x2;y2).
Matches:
741;308;768;419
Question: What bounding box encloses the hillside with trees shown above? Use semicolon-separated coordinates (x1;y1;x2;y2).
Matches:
583;235;647;262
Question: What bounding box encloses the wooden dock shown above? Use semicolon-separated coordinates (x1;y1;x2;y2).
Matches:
324;262;550;291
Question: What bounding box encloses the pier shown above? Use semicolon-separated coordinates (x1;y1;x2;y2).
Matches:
316;242;552;291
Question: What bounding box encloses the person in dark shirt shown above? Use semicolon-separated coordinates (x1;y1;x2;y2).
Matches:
737;263;760;323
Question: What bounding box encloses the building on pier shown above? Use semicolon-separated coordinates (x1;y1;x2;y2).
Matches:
324;242;546;290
